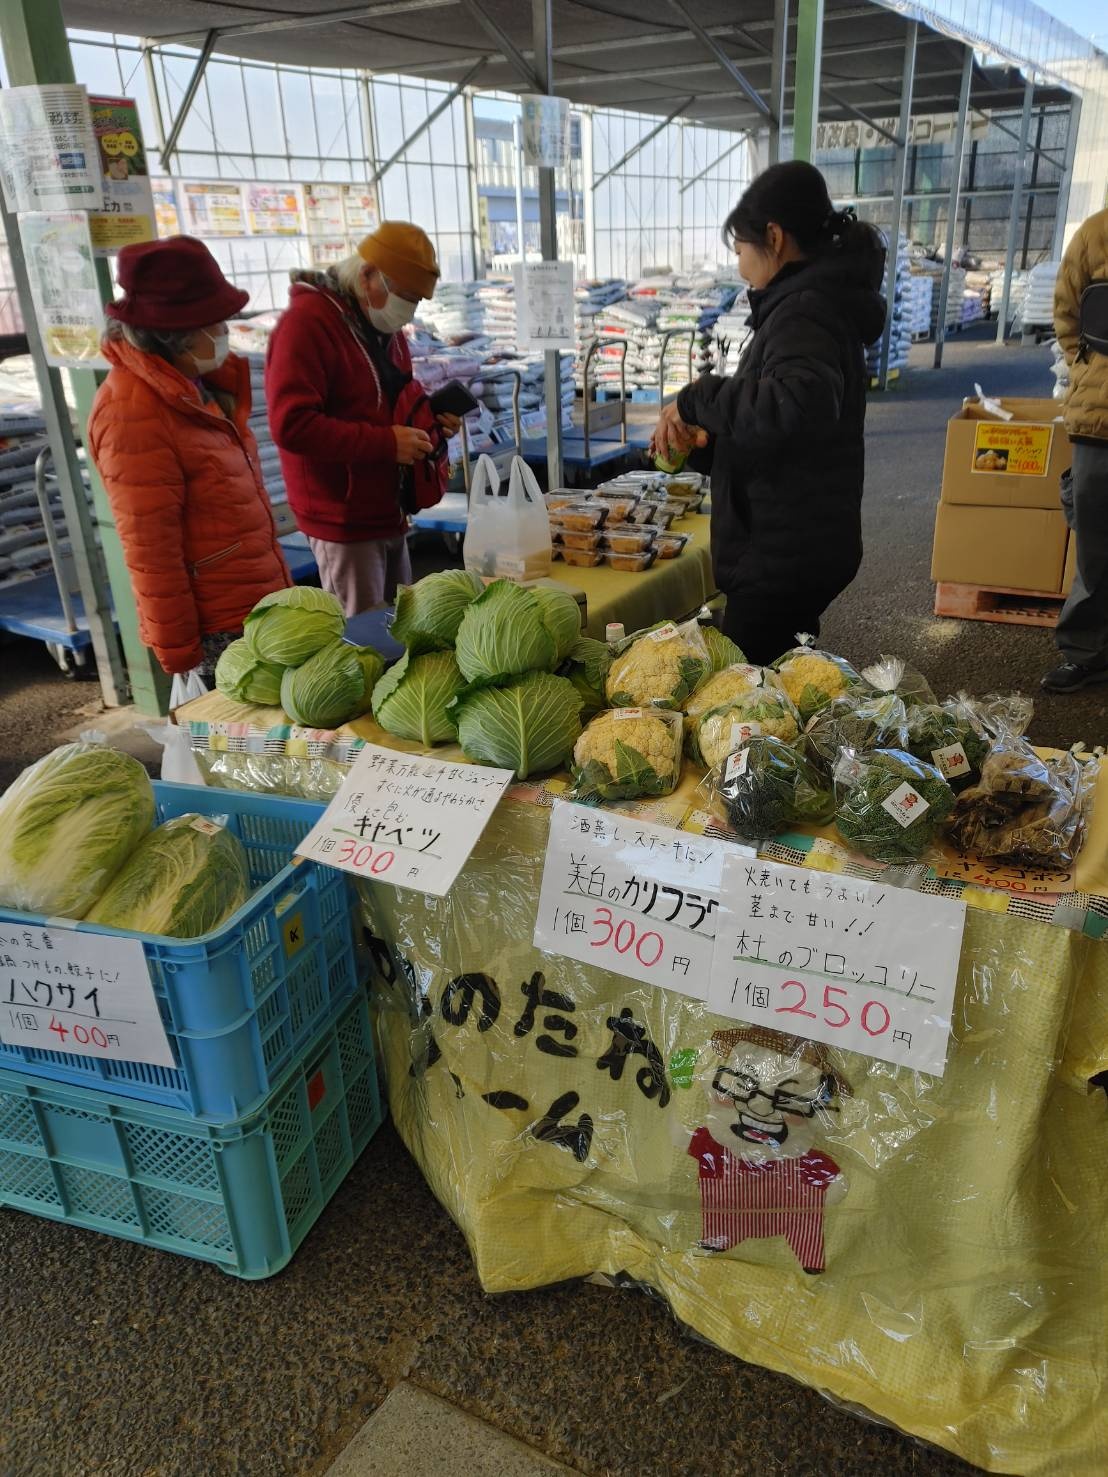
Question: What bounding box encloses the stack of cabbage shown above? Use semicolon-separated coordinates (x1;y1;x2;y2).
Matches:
215;587;385;731
0;743;250;937
370;569;590;779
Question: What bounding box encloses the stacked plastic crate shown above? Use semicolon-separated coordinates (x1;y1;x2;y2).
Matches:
0;782;382;1278
865;235;912;379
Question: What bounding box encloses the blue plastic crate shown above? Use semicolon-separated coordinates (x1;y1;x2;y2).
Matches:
0;991;382;1278
0;782;359;1121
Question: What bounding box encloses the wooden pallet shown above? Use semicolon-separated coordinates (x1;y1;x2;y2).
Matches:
934;580;1065;627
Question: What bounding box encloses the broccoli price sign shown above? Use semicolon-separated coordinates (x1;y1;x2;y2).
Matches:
534;801;753;1000
296;743;514;896
0;922;175;1067
707;858;965;1076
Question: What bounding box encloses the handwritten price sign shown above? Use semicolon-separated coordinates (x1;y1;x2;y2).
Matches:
0;922;174;1067
533;801;753;1000
707;858;965;1076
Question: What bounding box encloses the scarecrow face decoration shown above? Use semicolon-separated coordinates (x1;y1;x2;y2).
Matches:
686;1026;852;1274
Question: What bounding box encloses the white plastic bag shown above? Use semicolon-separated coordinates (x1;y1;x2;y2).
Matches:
463;453;552;582
142;720;206;786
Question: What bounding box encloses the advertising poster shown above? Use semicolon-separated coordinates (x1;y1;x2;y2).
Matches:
0;84;103;212
304;183;344;236
21;212;107;368
87;96;156;255
181;182;245;237
245;183;304;236
972;420;1054;476
342;184;379;234
151;179;180;237
514;260;575;351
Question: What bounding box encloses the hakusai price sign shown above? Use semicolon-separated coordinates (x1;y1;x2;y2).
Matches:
534;801;753;1001
296;743;514;896
0;922;175;1067
707;858;965;1076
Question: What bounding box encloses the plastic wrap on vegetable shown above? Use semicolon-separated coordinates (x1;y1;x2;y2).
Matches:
946;739;1093;868
571;709;683;803
904;697;991;790
706;736;835;841
692;687;802;770
605;619;710;710
559;636;612;718
833;748;955;863
683;663;774;725
859;654;936;707
86;815;249;938
699;624;747;673
804;688;909;771
772;634;863;723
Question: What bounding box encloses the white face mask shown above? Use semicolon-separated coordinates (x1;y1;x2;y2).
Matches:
190;328;230;374
366;291;417;335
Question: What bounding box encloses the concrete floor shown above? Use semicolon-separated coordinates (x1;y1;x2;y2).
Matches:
0;324;1077;1477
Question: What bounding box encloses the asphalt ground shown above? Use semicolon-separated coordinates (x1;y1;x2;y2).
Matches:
0;323;1085;1477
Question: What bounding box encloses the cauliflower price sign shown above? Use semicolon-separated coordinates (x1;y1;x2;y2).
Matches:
534;801;753;1001
707;858;965;1076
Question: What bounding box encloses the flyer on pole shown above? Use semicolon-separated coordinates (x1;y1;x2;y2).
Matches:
87;96;156;255
20;212;107;369
0;84;103;213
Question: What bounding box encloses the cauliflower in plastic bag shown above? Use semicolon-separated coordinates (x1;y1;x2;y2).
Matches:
833;748;955;864
706;736;835;841
773;635;862;723
683;663;773;724
605;619;710;710
692;687;802;769
571;708;683;803
904;697;991;791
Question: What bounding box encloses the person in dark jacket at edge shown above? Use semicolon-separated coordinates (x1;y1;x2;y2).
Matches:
651;161;887;665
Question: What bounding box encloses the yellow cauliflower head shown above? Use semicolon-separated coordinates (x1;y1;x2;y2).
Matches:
694;689;801;770
572;709;682;801
684;664;771;722
605;624;710;710
774;650;858;722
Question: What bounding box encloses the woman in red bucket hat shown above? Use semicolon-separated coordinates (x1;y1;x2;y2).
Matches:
87;236;290;678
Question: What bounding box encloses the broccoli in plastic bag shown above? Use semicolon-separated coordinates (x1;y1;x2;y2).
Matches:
692;687;802;769
572;708;683;803
605;619;710;711
805;689;909;771
859;654;936;707
904;697;991;791
834;748;955;863
706;736;835;841
772;634;863;723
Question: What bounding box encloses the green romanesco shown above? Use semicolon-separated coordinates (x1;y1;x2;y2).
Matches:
693;688;801;769
834;748;955;863
605;623;710;710
805;690;909;771
572;709;682;802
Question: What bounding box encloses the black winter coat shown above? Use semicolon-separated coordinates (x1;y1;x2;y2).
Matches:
677;254;886;608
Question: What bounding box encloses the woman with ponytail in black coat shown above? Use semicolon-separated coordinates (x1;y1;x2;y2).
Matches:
653;161;887;665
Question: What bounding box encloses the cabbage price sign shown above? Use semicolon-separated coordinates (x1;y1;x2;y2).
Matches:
297;743;514;896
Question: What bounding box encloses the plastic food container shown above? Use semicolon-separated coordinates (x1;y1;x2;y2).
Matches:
602;525;656;554
664;472;703;494
627;502;659;525
655;532;690;559
555;546;604;567
545;491;580;510
550;500;610;531
553;528;602;551
603;550;657;572
592;494;638;521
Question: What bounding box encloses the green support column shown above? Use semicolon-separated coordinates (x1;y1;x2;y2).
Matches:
0;0;169;714
792;0;824;163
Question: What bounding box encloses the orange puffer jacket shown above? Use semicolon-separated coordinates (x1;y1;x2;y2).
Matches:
88;337;291;674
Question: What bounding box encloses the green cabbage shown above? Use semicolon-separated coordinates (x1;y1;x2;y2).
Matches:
86;814;250;938
243;586;345;665
372;650;464;746
455;579;577;686
214;638;285;706
0;742;155;918
454;672;583;778
559;636;612;717
531;585;582;663
280;640;384;728
391;569;484;653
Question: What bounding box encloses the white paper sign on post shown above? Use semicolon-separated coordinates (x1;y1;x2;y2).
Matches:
0;84;103;212
708;858;966;1076
520;95;570;168
534;800;754;1001
296;743;514;896
0;922;175;1068
513;260;575;352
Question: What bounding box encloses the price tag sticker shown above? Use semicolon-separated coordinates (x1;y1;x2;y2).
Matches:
729;720;761;748
533;800;753;1000
707;857;965;1076
296;742;514;896
931;742;970;780
647;622;678;642
612;708;644;720
881;781;930;828
0;922;175;1067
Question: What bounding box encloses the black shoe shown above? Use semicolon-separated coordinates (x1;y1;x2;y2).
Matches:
1041;659;1108;693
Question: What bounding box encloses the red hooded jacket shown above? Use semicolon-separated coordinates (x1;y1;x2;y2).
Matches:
265;279;447;543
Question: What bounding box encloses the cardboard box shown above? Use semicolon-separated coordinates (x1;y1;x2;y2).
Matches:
931;504;1069;592
1061;534;1076;597
940;397;1071;509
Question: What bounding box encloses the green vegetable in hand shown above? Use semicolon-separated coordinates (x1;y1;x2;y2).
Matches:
454;672;583;778
243;586;345;666
834;748;955;863
560;636;612;718
280;639;384;728
214;639;285;706
711;736;834;840
0;742;155;918
390;569;485;653
372;650;465;747
572;710;682;802
86;814;249;938
455;580;579;687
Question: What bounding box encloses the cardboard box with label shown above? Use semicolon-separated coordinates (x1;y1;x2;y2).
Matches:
940;397;1071;509
931;504;1069;592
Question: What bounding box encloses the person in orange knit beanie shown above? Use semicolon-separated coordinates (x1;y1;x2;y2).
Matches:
266;222;457;614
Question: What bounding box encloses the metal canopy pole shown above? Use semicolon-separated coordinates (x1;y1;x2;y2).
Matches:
159;29;217;170
768;0;790;164
581;108;596;278
592;99;693;188
140;44;167;152
160;0;452;46
878;22;917;390
996;78;1034;344
461;0;541;89
1051;93;1081;259
792;0;824;162
462;89;483;278
679;134;748;193
368;59;485;186
665;0;773;120
933;46;973;369
532;0;562;490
